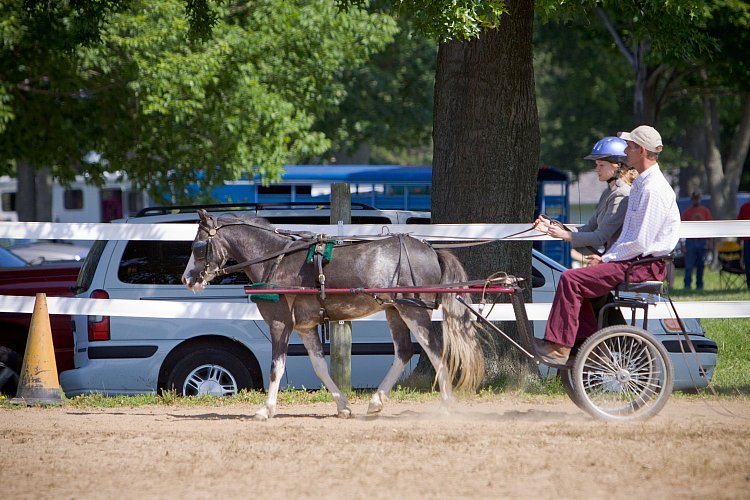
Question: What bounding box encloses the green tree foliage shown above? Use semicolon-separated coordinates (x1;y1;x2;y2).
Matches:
101;0;397;200
0;0;129;177
687;0;750;217
315;20;436;163
0;0;397;203
534;17;633;175
535;1;750;217
335;0;508;41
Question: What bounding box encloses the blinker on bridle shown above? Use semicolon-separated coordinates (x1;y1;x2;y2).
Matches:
194;225;221;282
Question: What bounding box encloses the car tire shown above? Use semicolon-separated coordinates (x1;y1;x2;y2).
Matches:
165;346;257;397
0;346;22;397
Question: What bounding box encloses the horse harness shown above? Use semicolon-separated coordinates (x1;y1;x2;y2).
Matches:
194;220;441;339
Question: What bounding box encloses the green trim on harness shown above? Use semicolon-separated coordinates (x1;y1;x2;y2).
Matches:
247;282;281;302
306;240;335;264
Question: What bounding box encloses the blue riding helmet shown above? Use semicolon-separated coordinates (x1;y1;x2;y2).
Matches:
584;136;628;163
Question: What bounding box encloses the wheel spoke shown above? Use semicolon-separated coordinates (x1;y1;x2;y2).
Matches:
585;350;616;372
208;366;222;382
185;374;202;393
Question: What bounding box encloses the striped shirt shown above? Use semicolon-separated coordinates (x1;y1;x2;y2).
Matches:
602;164;680;262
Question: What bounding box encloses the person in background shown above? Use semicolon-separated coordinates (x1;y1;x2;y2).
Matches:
533;125;680;365
738;199;750;288
535;136;637;258
681;191;713;289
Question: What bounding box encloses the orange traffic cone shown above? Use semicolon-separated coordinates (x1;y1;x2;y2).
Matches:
11;293;65;405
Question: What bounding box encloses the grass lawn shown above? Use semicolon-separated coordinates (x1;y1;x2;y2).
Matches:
2;265;746;409
669;267;749;394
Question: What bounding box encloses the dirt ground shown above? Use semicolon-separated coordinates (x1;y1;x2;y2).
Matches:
1;397;749;499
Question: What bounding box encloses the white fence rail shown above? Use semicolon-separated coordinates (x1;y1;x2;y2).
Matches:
1;220;749;241
0;295;748;321
1;220;748;320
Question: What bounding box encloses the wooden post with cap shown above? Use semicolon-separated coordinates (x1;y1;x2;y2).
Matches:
330;183;352;391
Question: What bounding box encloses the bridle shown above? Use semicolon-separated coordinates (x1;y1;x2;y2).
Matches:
192;224;224;283
191;216;316;283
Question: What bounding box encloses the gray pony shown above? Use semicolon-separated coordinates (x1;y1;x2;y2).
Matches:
182;209;484;419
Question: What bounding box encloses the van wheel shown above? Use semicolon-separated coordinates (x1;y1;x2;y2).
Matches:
165;347;256;397
0;347;22;397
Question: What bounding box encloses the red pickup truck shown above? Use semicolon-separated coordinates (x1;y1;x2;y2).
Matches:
0;261;82;396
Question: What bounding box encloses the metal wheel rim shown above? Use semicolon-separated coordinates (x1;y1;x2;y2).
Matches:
182;364;239;396
577;333;668;418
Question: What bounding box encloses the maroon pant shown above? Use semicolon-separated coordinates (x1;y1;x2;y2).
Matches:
544;258;666;347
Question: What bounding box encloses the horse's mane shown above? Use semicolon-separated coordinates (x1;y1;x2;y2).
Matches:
215;213;273;228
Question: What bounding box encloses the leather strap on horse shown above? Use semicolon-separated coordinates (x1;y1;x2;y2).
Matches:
216;239;313;276
261;239;297;283
393;235;438;309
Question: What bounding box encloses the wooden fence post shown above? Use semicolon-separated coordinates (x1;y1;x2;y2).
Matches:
330;183;352;391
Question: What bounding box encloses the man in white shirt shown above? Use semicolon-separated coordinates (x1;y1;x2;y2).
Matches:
535;125;681;365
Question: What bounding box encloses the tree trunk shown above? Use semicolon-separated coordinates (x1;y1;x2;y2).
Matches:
424;0;540;385
15;161;54;222
675;127;706;196
702;92;750;220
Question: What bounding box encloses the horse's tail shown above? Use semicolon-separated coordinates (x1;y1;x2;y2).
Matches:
436;250;485;391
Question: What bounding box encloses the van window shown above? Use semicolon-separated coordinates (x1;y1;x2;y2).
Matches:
1;192;15;212
76;240;108;292
405;217;431;224
126;191;145;216
64;189;84;210
101;188;123;222
118;241;249;285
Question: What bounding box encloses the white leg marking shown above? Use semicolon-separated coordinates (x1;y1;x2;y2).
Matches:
367;357;407;414
300;333;353;418
255;356;286;420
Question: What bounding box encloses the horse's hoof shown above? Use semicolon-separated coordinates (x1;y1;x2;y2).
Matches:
337;408;353;419
436;404;452;417
367;401;383;415
254;407;270;421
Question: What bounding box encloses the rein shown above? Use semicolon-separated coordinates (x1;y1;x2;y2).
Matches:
197;216;560;278
217;239;312;276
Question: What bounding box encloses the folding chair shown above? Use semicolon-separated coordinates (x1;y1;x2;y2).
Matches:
717;240;745;289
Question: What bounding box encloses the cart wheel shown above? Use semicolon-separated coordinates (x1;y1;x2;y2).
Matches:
571;325;673;421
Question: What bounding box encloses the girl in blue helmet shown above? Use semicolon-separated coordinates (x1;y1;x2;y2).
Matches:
535;136;637;258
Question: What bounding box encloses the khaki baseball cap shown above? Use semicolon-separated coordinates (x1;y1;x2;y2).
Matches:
618;125;663;153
